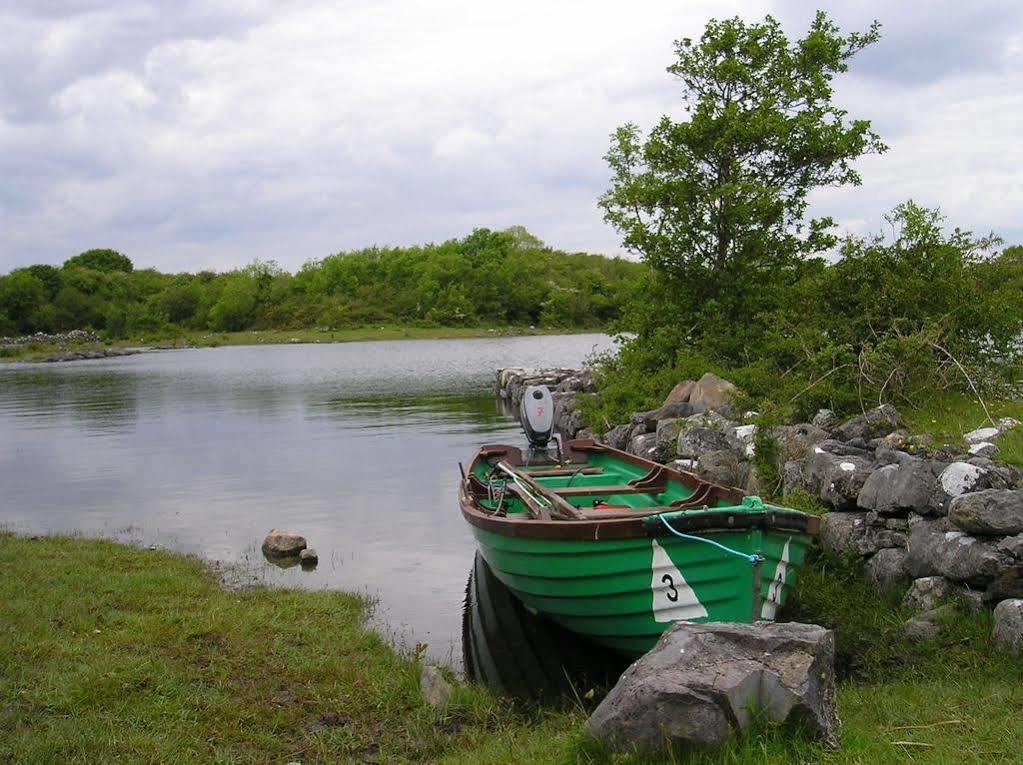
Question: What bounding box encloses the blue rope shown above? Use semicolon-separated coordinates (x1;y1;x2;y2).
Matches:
658;515;763;566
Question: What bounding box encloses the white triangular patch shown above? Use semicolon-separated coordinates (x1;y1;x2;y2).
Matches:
651;539;708;623
761;537;791;620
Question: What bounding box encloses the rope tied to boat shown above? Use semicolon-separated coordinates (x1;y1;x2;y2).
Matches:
658;515;764;566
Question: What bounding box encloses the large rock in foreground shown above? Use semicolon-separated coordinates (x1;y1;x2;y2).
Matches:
585;621;839;752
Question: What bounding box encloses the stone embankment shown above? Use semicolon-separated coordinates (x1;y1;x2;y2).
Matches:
496;367;1023;650
0;329;102;346
0;330;147;362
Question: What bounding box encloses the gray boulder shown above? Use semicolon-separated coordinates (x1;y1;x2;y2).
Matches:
930;462;993;514
663;379;696;407
655;418;683;454
802;451;874;511
816;440;874;458
997;534;1023;560
782;460;804;495
628;432;664;462
727;424;758;459
687;373;739;416
834;404;903;442
684;409;735;430
632;401;704;432
812;409;839;432
772;424;829;467
696;450;740;488
902;604;955;642
857;458;944;515
969;442;1000;459
992;599;1023;651
666;458;698;473
555;369;596;394
864;548;908;594
902;577;954;612
905;519;1004;586
964;426;1000;445
985;565;1023;603
604;423;635;450
965;456;1023;489
819;513;868;557
261;529;307;558
949;490;1023;536
965;418;1019;445
677;427;731;460
552;392;584;438
737;462;763;495
420;665;452;707
585;621;839;751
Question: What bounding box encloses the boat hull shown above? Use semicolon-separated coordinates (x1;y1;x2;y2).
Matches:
470;524;812;657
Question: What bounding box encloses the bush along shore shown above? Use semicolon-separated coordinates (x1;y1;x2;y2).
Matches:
499;367;1023;649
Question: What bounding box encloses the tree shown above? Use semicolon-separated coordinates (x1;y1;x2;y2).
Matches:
600;12;885;358
0;270;47;332
63;248;134;273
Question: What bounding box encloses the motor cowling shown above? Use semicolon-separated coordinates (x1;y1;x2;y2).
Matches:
519;385;555;448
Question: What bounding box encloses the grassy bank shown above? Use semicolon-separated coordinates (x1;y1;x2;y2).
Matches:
3;534;1021;763
0;324;596;362
904;393;1023;467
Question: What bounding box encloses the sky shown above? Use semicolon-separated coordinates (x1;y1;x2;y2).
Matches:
2;0;1021;272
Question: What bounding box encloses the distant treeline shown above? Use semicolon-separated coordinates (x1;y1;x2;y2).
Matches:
0;227;645;338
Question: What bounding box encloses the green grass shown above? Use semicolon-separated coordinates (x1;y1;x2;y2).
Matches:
0;533;533;763
903;393;1023;466
3;533;1022;764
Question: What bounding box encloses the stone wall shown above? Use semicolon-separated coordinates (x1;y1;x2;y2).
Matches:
495;367;1023;645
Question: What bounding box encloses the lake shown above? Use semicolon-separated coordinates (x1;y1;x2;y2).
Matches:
0;333;615;665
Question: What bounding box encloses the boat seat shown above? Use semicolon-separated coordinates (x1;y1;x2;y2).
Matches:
519;466;605;477
552;483;667;498
577;507;663;520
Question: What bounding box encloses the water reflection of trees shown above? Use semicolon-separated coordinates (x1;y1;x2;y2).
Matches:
0;370;141;432
315;393;515;432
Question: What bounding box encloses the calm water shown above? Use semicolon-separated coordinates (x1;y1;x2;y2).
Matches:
0;334;614;664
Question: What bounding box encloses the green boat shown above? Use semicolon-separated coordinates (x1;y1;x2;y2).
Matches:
459;392;819;658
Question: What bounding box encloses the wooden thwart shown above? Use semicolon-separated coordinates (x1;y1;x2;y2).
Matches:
519;466;605;477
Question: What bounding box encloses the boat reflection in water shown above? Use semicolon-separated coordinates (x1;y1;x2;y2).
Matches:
462;552;629;702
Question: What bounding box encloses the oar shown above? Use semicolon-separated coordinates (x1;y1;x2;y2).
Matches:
495;462;585;520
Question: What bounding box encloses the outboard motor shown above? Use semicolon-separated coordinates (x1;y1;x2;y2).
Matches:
519;385;555;462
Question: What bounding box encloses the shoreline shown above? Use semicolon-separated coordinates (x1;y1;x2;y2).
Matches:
0;325;607;363
5;530;1021;763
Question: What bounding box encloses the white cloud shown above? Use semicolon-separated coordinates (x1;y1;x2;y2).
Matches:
1;0;1021;272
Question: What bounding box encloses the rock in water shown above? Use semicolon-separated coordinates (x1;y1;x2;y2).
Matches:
420;665;452;707
261;529;307;558
299;548;319;567
585;621;839;752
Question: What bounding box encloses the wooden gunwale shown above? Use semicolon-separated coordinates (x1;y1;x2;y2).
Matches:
460;440;820;542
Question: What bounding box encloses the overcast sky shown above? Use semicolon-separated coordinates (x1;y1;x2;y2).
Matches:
2;1;1021;272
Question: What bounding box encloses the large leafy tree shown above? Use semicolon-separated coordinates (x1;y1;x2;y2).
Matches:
600;12;885;358
64;248;134;273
